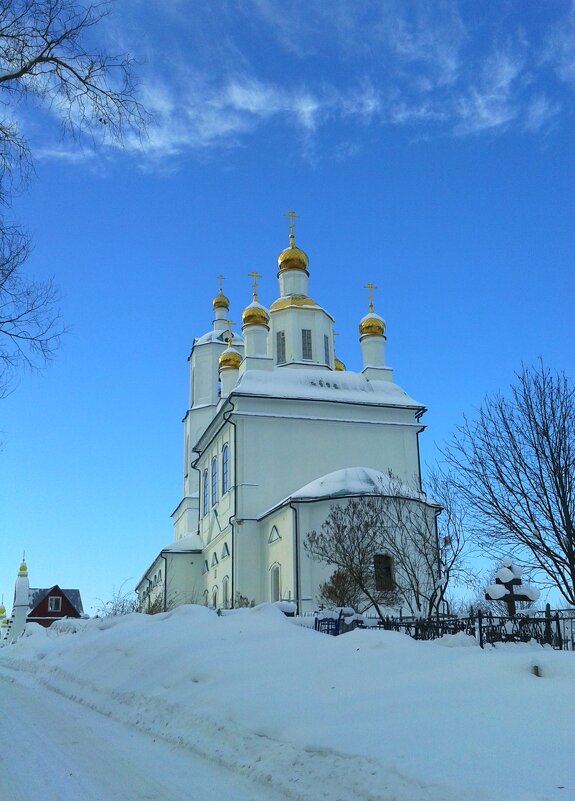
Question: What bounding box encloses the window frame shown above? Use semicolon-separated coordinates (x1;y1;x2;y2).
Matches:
276;330;286;364
302;329;312;360
202;470;209;516
222;444;229;495
48;595;61;612
270;563;281;602
374;553;395;592
211;456;218;506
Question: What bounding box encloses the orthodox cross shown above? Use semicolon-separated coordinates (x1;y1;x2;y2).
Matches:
364;282;377;313
224;319;235;348
283;209;300;246
216;274;225;293
248;270;262;301
485;565;532;617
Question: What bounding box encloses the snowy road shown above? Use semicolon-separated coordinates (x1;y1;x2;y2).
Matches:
0;668;284;801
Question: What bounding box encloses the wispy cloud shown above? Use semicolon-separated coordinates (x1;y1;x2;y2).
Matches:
29;0;575;166
453;49;524;135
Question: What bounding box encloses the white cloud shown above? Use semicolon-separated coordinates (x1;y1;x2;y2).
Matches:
453;50;523;135
522;94;561;133
25;1;575;168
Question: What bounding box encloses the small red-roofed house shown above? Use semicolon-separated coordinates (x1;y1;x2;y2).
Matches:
27;586;84;627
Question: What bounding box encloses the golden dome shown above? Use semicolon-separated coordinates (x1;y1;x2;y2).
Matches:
278;243;309;272
359;312;386;338
18;561;27;576
242;301;270;328
334;356;346;371
269;294;318;312
213;290;230;311
219;348;241;370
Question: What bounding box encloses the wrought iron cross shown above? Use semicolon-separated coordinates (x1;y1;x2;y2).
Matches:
216;273;225;293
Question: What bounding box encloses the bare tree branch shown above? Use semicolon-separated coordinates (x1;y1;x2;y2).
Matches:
442;362;575;605
0;1;147;394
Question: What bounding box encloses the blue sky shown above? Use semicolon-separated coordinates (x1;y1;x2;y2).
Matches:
1;0;574;613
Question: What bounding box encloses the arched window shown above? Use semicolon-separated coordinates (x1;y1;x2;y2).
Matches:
212;586;218;609
203;590;209;606
222;444;229;495
202;470;209;516
211;457;218;506
222;576;230;609
270;564;281;602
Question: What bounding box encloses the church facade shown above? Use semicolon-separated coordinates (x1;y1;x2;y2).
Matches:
136;219;437;613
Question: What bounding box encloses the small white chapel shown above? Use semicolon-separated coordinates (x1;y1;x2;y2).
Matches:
136;214;435;613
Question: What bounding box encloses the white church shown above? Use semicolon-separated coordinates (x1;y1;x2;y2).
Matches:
137;215;437;614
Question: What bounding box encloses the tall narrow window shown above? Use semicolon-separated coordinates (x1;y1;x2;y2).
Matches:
222;444;229;495
324;334;330;365
270;564;281;602
222;576;230;609
276;330;286;363
211;457;218;506
202;470;209;516
374;554;395;592
302;329;312;360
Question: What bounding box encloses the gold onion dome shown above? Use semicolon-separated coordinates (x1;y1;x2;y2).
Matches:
219;348;241;370
18;561;28;576
242;301;270;327
359;312;385;337
334;356;346;371
278;228;309;272
213;290;230;311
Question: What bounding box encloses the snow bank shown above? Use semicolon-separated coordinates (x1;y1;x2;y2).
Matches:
2;605;574;801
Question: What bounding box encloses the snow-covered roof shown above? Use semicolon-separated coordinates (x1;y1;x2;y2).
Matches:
292;467;425;501
234;367;423;408
194;330;244;346
260;467;433;518
161;532;203;553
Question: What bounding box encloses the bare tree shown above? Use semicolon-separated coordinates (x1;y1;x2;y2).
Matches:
442;362;575;605
304;474;465;621
95;583;139;617
0;222;61;396
305;496;399;623
0;1;147;394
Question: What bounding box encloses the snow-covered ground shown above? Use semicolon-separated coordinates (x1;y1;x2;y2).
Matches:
1;604;574;801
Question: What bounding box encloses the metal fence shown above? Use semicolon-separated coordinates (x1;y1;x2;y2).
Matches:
309;609;575;650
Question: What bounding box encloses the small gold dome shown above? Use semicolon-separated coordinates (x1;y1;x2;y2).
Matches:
219;348;241;370
18;561;27;576
334;356;346;371
278;243;309;272
213;290;230;311
242;301;270;328
359;312;385;338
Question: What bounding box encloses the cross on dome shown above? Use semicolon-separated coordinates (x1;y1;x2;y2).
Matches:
283;209;300;247
364;282;377;313
224;320;235;347
248;270;262;301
